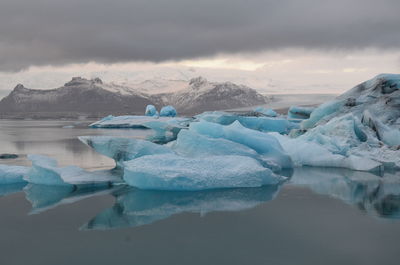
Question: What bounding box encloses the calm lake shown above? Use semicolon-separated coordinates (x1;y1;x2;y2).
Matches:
0;120;399;265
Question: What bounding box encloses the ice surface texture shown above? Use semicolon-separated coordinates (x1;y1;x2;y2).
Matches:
159;105;177;117
196;111;297;134
145;104;158;116
0;165;29;184
123;154;283;191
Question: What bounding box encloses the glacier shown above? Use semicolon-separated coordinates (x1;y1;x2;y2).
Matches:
83;184;282;230
123;154;284;191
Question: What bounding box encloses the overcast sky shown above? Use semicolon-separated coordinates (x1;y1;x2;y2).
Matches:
0;0;399;94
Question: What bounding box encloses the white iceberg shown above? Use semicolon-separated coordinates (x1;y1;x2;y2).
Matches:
123;154;284;191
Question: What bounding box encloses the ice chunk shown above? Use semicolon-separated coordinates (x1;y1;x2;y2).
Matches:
271;133;382;171
0;165;29;184
145;104;158;116
288;106;315;119
254;107;278;117
196;111;297;134
123;154;284;191
159;105;177;117
362;110;400;147
301;100;344;129
83;184;282;230
25;154;121;186
172;129;282;171
189;120;293;169
79;136;173;167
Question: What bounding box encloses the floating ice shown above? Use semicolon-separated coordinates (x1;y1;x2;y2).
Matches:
288;106;315;119
196;111;297;134
0;165;29;184
123;153;284;191
172;129;283;171
83;184;282;230
25;154;121;186
254;107;278;117
79;136;173;167
159;105;177;117
271;132;381;171
189;120;293;169
145;104;158;116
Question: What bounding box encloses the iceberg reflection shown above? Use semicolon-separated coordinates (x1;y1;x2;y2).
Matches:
82;184;282;230
24;184;115;214
290;167;400;219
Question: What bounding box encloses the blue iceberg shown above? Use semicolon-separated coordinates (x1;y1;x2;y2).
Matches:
123;153;284;191
254;107;278;117
145;104;158;116
196;111;297;134
288;106;315;119
159;105;177;117
189;120;293;169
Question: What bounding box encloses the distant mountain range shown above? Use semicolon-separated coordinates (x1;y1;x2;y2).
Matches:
0;76;269;118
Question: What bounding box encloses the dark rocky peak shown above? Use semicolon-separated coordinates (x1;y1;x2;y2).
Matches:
189;76;209;89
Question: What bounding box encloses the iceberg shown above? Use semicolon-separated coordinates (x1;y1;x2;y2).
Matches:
83;184;282;230
25;154;122;186
253;107;278;117
79;136;173;167
0;165;29;184
271;132;381;171
90;115;188;129
172;129;283;171
159;105;177;117
145;104;158;116
123;153;284;191
288;106;315;119
189;120;293;169
196;111;297;134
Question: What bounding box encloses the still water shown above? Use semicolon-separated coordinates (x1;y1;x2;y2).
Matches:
0;120;399;265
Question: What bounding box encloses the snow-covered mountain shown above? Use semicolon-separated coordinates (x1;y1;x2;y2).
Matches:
0;76;269;118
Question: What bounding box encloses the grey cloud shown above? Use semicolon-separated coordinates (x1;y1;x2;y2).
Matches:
1;0;400;71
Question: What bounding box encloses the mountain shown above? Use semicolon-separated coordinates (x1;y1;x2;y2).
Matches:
0;76;269;118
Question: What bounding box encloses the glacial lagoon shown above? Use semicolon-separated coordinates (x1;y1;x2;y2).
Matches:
0;120;399;265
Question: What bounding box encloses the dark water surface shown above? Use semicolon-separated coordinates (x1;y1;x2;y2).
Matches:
0;120;399;265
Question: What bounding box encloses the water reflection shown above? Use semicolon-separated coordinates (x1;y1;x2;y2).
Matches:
82;184;282;230
290;167;400;219
24;184;115;214
0;182;27;197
